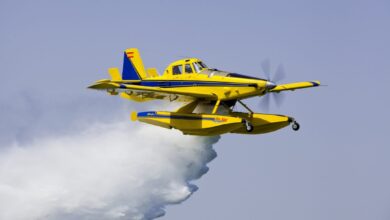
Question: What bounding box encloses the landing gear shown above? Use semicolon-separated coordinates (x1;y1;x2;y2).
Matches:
244;120;254;132
292;121;300;131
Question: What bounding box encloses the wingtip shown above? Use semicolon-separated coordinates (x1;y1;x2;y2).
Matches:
130;111;138;121
311;81;321;86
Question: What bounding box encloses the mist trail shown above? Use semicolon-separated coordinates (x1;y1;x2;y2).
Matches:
0;119;220;220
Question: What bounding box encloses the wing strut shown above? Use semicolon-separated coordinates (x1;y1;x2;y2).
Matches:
212;100;221;114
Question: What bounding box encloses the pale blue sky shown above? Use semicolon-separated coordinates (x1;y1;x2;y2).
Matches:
1;0;390;219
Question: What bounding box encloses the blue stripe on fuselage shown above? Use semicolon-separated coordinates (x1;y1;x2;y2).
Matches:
128;80;254;88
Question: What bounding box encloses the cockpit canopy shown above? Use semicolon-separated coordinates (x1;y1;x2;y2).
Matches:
172;61;208;74
165;58;208;75
163;58;264;80
198;69;263;80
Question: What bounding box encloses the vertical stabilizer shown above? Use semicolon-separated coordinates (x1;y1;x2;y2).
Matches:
122;48;147;80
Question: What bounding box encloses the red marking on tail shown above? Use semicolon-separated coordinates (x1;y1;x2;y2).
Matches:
126;51;134;59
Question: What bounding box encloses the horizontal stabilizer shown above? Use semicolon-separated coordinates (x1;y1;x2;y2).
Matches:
146;68;159;77
88;81;119;90
108;68;121;81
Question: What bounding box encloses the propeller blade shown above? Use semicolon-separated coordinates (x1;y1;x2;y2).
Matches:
273;64;286;83
261;59;271;80
259;93;270;112
258;60;287;111
272;92;286;108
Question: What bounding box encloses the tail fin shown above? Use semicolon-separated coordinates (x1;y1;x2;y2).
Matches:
122;48;147;80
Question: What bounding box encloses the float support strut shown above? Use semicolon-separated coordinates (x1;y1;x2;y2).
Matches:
237;100;254;114
212;99;221;114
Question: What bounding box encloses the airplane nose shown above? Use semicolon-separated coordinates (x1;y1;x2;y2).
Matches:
266;81;277;90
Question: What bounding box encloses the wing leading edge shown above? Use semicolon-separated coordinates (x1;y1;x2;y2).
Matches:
269;81;321;92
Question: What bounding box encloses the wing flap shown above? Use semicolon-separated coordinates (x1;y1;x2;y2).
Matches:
121;84;215;100
88;81;215;101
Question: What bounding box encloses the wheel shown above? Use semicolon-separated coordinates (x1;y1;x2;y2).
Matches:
292;122;300;131
245;120;254;132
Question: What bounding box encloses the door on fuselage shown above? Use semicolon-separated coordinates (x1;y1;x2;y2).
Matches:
171;61;195;80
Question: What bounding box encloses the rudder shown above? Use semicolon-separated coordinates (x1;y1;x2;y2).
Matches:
122;48;147;80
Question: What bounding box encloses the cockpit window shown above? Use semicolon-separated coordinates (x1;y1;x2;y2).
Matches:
199;69;264;80
198;62;207;68
193;63;201;73
199;69;230;77
184;64;193;73
193;62;207;73
172;65;182;75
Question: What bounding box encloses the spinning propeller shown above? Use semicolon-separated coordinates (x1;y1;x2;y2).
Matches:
259;59;286;111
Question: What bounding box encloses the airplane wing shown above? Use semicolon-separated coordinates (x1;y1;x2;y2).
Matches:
88;81;216;102
269;81;321;92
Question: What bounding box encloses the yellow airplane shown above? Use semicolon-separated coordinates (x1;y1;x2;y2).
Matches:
88;48;320;136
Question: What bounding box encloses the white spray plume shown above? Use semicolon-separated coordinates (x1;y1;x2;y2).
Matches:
0;119;219;220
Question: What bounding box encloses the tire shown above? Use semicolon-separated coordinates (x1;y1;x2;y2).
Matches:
245;121;254;132
292;122;300;131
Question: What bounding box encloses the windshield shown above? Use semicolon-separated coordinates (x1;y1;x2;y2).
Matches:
193;62;208;73
199;69;230;77
199;69;264;80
